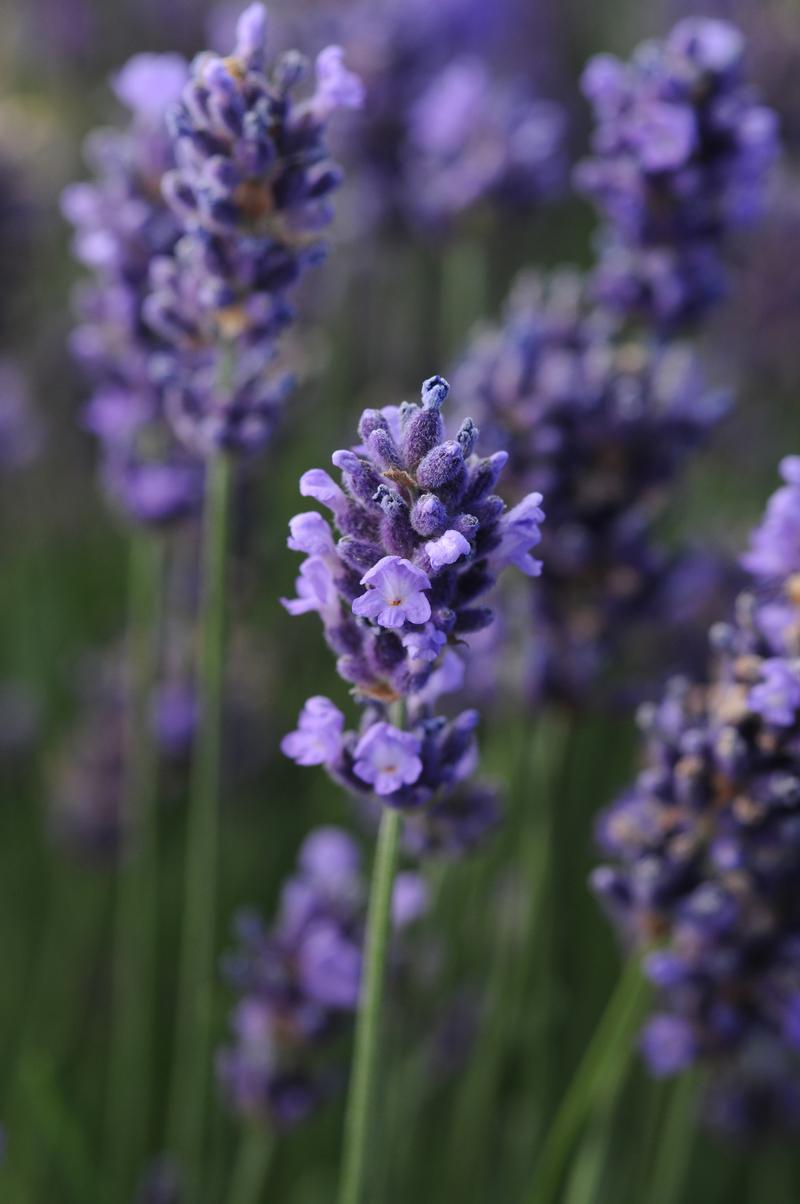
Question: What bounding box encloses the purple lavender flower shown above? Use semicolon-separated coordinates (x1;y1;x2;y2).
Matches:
0;359;42;470
281;375;541;830
353;724;423;796
144;4;361;456
741;456;800;582
319;0;566;235
576;18;779;327
453;269;729;707
352;558;432;629
217;826;426;1125
280;696;345;766
63;51;202;525
403;56;565;229
592;460;800;1135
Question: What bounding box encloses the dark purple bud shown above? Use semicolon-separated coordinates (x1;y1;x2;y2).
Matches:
401;377;448;470
332;450;384;505
417;441;465;491
325;619;363;657
463;452;509;504
421;375;450;408
368;428;402;471
457;417;479;458
358;410;389;443
410;493;448;538
274;51;308;93
455;566;494;604
337;536;382;573
337;503;381;541
369;631;406;674
454;608;494;634
376;487;415;557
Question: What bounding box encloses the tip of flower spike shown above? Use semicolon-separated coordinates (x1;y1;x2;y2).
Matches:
421;375;450;410
234;3;268;68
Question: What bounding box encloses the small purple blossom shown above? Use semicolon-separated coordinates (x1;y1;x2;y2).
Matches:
353;557;433;629
425;530;471;570
749;659;800;727
218;827;425;1125
282;697;345;767
641;1015;697;1078
353;724;423;796
741;456;800;581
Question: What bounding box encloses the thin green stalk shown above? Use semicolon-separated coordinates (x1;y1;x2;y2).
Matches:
105;532;164;1198
168;452;233;1171
648;1073;698;1204
525;958;648;1204
226;1125;274;1204
337;805;402;1204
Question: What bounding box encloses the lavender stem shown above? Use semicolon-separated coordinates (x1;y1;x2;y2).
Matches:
338;740;403;1204
526;958;647;1204
168;451;232;1172
227;1124;274;1204
106;531;164;1197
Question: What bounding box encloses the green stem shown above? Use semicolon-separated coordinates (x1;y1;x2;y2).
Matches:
525;958;648;1204
105;532;164;1198
168;453;232;1171
226;1125;274;1204
648;1074;697;1204
337;805;402;1204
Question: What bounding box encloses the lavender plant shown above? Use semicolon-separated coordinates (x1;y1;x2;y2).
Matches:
593;457;800;1137
453;269;730;707
576;17;779;329
454;18;777;710
281;373;544;1203
149;4;363;1176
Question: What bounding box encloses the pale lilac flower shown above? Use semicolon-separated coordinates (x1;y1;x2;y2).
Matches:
425;529;471;570
749;659;800;727
353;723;423;796
311;46;365;119
352;557;432;629
281;697;345;766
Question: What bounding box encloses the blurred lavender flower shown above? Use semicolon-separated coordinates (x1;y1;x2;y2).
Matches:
217;826;426;1125
576;18;779;328
63;52;203;526
144;3;362;456
402;56;565;230
281;374;541;832
453;269;729;707
0;359;42;470
592;458;800;1136
285;0;567;236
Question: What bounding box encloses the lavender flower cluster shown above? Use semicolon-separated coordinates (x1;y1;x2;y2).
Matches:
453;270;729;705
62;53;203;526
280;374;542;835
576;17;779;327
218;826;427;1125
593;458;800;1136
143;4;362;456
324;0;565;233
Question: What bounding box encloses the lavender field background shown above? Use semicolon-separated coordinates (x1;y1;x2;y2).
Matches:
2;0;800;1200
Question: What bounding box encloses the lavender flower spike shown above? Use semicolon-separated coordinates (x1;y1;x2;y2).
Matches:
576;18;779;327
592;459;800;1137
282;373;540;841
145;3;362;457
